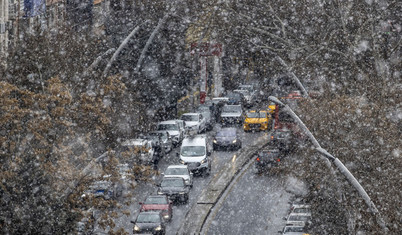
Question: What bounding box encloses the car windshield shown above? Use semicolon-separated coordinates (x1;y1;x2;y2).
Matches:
223;106;241;113
284;226;305;232
158;124;178;131
181;146;205;157
161;178;184;187
288;215;311;221
216;130;235;137
136;213;160;223
293;208;310;213
144;197;168;205
181;115;198;121
198;106;210;111
151;132;167;140
246;112;266;118
235;90;249;95
165;168;188;175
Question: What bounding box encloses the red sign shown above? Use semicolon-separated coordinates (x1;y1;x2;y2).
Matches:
200;91;206;104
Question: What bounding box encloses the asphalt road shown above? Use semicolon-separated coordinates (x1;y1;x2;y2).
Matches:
205;158;292;235
165;125;265;234
93;123;278;234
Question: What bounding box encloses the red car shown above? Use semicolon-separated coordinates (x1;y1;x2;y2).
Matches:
139;195;173;222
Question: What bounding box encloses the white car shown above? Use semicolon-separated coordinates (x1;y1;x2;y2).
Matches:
157;120;183;146
289;204;311;215
178;135;211;176
279;224;307;235
163;165;193;187
181;113;206;134
120;139;157;165
285;212;312;227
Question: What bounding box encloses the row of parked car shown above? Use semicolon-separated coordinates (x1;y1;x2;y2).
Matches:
280;203;311;235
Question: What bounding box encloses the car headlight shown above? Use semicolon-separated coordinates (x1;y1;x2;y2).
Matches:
134;225;140;231
154;225;162;231
157;191;164;195
200;159;207;164
180;160;185;164
232;139;237;143
213;139;217;143
179;192;186;195
163;214;170;219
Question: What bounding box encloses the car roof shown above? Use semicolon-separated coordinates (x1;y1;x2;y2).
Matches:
223;104;242;108
121;139;148;146
170;119;184;123
182;135;206;146
138;211;161;215
162;177;184;181
158;120;179;125
146;195;167;199
182;112;199;116
166;165;188;169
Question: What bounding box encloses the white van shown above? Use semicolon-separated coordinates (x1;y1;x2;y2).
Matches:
178;135;211;176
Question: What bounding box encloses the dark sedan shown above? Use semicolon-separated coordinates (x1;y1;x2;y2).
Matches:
254;148;282;174
213;127;242;150
157;177;189;203
131;211;166;234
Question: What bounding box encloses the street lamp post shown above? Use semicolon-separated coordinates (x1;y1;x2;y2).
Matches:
268;96;388;232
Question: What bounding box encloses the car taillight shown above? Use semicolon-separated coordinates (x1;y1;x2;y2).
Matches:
256;157;260;161
271;136;274;140
277;158;281;162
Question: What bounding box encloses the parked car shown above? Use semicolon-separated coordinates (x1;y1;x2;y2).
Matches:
178;135;212;176
197;105;214;131
148;131;173;154
157;120;183;146
170;119;186;140
284;213;312;227
139;195;173;222
213;127;242;150
181;113;206;134
254;148;283;174
84;175;124;200
162;165;193;187
278;224;308;235
289;204;311;215
131;211;166;234
243;110;271;132
157;177;190;203
220;104;243;126
117;163;132;181
120;138;158;166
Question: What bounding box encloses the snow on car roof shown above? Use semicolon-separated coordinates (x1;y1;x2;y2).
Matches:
121;139;148;146
158;120;179;125
182;135;206;146
167;165;188;169
182;113;199;116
